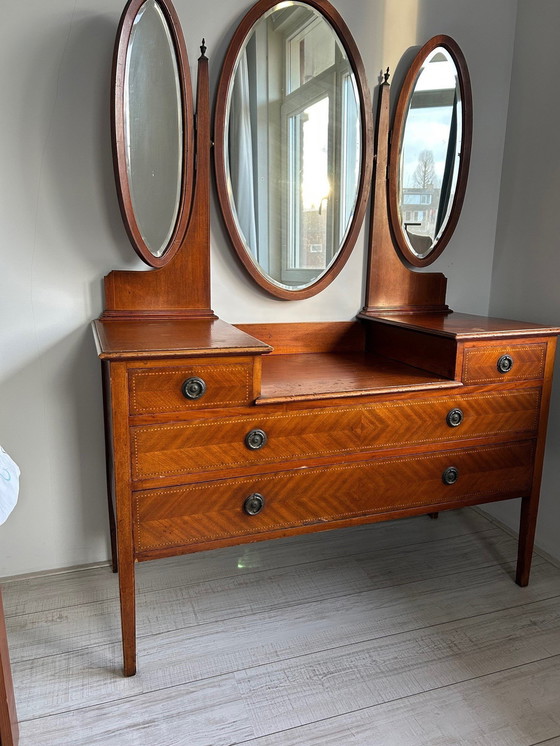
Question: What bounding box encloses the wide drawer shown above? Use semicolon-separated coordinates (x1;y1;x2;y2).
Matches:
131;388;540;480
462;343;546;384
128;359;254;414
134;441;535;553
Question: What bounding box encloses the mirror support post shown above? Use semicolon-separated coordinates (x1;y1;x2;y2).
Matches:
359;76;448;317
101;49;215;320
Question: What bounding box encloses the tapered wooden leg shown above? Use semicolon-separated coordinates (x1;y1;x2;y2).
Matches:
106;361;137;675
118;557;137;677
428;512;439;520
516;338;557;587
0;589;18;746
516;495;538;587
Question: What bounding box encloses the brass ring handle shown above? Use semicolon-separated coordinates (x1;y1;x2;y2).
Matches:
497;354;514;374
446;408;464;427
244;493;265;515
181;376;207;400
245;429;268;450
442;466;459;485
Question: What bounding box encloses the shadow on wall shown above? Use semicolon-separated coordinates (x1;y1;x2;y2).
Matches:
381;0;419;91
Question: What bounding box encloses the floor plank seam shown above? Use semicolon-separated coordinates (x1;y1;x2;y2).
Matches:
18;651;560;735
136;587;560;652
0;519;500;601
7;555;550;667
11;587;560;709
233;653;560;745
4;544;527;627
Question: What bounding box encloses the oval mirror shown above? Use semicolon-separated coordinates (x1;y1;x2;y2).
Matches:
112;0;194;267
214;0;372;299
388;35;472;266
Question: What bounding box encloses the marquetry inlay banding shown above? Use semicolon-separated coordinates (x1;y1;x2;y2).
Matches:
134;441;535;551
131;389;541;480
129;364;251;413
463;344;546;384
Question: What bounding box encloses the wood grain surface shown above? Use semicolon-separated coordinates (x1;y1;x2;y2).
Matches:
130;388;540;480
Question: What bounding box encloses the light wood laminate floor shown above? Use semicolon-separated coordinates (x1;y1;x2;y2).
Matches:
2;508;560;745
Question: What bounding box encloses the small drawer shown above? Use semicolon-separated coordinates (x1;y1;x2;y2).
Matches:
128;361;253;414
131;389;540;481
463;343;546;384
133;441;535;553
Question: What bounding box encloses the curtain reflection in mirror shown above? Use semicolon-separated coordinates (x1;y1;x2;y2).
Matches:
229;50;258;258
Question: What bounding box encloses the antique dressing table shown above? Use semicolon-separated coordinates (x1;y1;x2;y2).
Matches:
93;0;559;676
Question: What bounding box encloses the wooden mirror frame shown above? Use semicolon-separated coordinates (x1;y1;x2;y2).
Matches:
111;0;195;268
213;0;373;300
388;35;472;268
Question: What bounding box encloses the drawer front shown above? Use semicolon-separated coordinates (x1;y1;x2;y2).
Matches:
134;441;534;552
129;361;253;414
131;389;540;480
463;343;546;384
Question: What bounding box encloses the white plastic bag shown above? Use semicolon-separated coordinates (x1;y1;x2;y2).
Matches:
0;446;20;525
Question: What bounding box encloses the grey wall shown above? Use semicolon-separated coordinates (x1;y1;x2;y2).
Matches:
0;0;517;577
485;0;560;562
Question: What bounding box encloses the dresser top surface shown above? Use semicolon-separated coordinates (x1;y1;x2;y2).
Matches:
256;351;461;404
93;318;272;359
367;312;560;340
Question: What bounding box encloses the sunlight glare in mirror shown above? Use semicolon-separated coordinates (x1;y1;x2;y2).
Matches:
301;98;331;211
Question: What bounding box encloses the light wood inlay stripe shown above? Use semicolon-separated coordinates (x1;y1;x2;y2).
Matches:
129;363;251;413
131;389;540;479
463;343;546;383
134;442;534;551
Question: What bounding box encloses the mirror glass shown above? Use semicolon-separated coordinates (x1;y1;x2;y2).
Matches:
396;46;462;259
124;0;183;257
223;2;362;291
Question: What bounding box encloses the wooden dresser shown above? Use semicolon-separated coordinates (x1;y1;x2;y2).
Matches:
94;312;558;676
95;3;559;676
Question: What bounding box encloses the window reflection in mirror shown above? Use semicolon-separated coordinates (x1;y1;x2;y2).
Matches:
397;47;462;259
226;3;361;290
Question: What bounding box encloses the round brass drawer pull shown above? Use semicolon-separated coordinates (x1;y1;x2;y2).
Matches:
244;493;265;515
446;408;464;428
245;428;268;450
181;376;207;400
442;466;459;485
497;354;514;374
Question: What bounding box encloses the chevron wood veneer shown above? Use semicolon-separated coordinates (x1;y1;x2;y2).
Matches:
133;441;534;555
130;388;540;484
